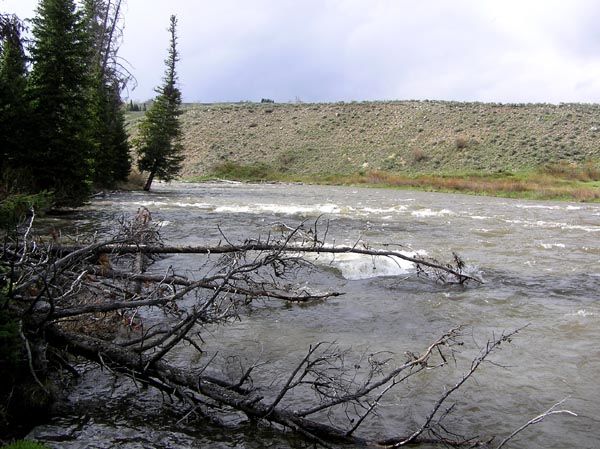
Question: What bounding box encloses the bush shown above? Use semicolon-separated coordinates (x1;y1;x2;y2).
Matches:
0;193;54;437
0;193;52;229
411;148;428;163
211;161;276;181
455;136;469;149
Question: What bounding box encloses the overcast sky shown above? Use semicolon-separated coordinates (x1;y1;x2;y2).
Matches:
3;0;600;104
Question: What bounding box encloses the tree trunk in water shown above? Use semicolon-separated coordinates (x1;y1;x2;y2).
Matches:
143;169;155;191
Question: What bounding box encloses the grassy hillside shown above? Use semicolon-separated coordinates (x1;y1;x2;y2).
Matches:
126;100;600;200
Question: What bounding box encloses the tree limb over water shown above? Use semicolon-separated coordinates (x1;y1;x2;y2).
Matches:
1;211;574;447
51;216;480;285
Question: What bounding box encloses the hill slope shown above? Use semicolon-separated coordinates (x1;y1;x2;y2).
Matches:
126;101;600;179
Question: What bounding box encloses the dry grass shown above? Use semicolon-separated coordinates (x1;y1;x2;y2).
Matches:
542;161;600;182
342;170;600;201
363;171;529;193
117;168;147;190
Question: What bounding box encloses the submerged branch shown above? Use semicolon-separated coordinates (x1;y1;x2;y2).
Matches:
45;324;493;447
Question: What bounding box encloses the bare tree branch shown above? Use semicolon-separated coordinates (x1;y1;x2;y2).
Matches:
1;210;572;448
495;398;578;449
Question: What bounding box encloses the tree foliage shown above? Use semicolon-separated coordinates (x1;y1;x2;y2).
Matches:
88;72;131;187
0;14;29;180
0;194;53;438
84;0;131;187
27;0;95;206
135;15;183;191
1;0;133;205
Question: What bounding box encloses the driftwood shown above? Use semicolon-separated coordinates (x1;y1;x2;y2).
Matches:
51;239;479;285
1;211;574;447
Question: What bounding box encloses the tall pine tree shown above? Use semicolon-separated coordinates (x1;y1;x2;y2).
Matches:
0;14;30;185
84;0;131;187
90;76;131;186
135;15;183;191
28;0;94;206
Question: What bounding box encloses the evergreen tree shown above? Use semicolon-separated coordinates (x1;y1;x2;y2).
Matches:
0;14;29;182
83;0;131;187
135;15;183;191
27;0;94;206
90;77;131;186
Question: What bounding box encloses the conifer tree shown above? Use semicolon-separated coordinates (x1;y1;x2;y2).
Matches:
28;0;94;206
83;0;131;187
135;15;183;191
0;14;29;181
90;77;131;186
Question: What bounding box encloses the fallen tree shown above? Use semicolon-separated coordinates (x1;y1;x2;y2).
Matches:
0;209;574;447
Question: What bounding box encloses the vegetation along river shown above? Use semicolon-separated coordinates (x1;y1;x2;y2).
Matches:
30;182;599;448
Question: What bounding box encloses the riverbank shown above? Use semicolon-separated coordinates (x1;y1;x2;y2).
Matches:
127;100;600;201
187;160;600;201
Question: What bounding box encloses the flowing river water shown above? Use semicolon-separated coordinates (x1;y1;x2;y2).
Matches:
30;182;600;448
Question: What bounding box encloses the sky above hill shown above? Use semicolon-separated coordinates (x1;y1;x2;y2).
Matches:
3;0;600;104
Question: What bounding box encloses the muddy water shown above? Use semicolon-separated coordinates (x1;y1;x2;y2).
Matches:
31;182;600;448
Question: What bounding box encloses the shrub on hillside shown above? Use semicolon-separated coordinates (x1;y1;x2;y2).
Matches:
411;148;428;163
455;136;469;149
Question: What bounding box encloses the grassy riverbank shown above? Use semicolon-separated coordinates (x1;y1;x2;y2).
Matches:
191;160;600;201
127;100;600;201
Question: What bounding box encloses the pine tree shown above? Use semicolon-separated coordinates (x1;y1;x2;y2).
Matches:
135;15;183;191
27;0;94;206
0;14;29;182
90;77;131;186
83;0;131;187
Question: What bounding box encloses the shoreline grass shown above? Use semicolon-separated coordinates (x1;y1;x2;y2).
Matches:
186;160;600;202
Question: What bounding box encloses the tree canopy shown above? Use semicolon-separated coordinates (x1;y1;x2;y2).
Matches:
0;0;132;207
84;0;131;187
0;14;30;186
27;0;95;206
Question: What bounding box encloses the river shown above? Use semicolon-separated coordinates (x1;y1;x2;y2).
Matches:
30;182;600;448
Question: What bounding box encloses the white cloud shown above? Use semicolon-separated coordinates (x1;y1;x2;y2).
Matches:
3;0;600;102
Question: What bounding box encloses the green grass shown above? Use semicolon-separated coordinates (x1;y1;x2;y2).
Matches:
210;161;283;182
190;160;600;202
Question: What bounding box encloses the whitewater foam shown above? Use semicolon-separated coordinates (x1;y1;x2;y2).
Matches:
470;215;491;220
362;205;408;214
305;247;422;280
539;242;566;249
325;253;415;280
411;208;454;218
505;219;600;233
515;204;561;210
568;309;596;318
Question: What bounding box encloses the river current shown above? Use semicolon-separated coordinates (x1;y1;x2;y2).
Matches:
30;182;600;448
